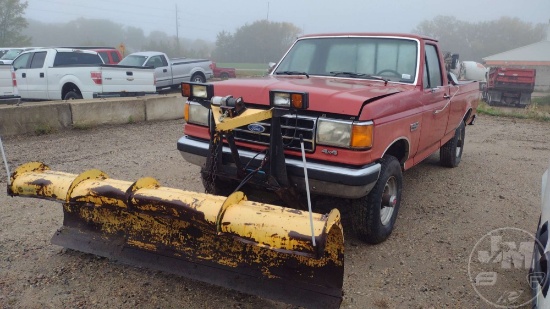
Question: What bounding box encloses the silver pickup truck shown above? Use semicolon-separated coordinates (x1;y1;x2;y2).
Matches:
118;51;213;90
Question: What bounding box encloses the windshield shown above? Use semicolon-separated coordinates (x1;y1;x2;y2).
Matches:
274;37;418;84
0;49;24;60
118;55;147;66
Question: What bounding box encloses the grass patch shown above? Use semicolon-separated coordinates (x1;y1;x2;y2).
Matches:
532;95;550;105
216;63;269;78
217;63;268;70
34;123;56;135
477;101;550;122
73;122;93;130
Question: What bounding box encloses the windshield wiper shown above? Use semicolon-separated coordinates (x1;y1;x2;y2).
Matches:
275;71;309;78
330;71;389;84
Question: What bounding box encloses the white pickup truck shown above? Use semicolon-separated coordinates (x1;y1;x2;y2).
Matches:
11;48;156;100
0;64;20;104
118;51;213;90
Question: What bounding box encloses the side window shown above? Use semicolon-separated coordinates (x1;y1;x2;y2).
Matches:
12;53;31;70
111;52;120;63
146;56;163;68
29;52;47;69
99;52;109;64
160;55;168;66
424;44;442;89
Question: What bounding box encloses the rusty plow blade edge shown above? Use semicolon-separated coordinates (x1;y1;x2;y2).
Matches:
9;162;344;309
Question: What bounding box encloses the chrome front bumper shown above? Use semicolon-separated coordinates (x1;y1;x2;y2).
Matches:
177;135;381;199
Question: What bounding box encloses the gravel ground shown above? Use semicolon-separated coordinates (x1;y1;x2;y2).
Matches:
0;115;549;308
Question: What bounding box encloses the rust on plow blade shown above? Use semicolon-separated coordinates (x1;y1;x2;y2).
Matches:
8;162;344;308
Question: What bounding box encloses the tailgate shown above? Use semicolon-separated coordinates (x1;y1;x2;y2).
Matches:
0;65;16;96
100;66;156;93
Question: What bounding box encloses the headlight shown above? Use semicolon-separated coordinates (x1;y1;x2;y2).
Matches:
184;102;210;126
317;119;373;149
181;82;214;101
270;90;309;109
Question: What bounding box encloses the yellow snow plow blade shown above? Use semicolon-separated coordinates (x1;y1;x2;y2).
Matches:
8;162;344;308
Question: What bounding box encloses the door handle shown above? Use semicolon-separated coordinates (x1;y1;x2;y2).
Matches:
163;69;167;73
443;94;451;99
126;71;133;76
40;73;44;78
22;73;26;78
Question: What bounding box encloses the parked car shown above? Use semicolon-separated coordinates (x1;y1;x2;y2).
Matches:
118;51;212;90
60;46;123;64
11;48;156;100
0;47;36;65
211;61;236;79
531;167;550;308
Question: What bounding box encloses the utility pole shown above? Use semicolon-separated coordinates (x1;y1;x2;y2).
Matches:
175;4;181;53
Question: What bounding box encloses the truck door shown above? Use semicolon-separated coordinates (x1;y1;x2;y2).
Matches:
25;51;48;100
11;52;33;98
145;55;170;88
417;44;450;153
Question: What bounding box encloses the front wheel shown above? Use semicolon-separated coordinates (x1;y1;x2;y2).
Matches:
440;121;465;168
351;155;403;244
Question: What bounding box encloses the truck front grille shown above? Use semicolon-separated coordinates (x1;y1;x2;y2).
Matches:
232;114;317;152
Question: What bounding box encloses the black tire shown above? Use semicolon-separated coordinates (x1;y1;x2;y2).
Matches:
191;74;206;83
440;121;465;168
64;91;82;100
220;72;230;79
351;155;403;244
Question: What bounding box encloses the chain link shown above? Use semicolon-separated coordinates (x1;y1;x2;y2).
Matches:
204;132;221;193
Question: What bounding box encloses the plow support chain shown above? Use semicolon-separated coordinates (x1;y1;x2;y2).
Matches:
8;162;344;308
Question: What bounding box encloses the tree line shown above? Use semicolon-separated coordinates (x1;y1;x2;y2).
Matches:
413;16;546;62
1;0;546;64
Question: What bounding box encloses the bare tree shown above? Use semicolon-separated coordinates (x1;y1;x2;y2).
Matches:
0;0;31;46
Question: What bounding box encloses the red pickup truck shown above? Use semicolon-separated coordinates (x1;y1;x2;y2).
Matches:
211;61;236;79
178;33;480;244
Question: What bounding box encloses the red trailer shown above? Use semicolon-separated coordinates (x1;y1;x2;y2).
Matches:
485;67;536;107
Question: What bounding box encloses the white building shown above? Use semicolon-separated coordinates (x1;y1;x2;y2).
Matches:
483;22;550;92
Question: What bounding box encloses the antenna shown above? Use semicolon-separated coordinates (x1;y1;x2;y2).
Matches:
267;2;270;21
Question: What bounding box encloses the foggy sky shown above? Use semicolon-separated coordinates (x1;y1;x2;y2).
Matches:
25;0;550;41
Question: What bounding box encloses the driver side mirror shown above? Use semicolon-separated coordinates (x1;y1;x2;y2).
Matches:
447;72;459;85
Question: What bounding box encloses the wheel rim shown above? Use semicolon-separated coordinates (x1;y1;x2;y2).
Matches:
380;176;398;225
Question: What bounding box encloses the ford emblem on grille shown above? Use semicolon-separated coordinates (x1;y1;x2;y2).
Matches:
247;124;266;133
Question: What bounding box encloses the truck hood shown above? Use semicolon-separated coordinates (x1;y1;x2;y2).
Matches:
212;75;414;115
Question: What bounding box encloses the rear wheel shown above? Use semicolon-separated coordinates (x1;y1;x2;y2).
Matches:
351;155;403;244
440;121;465;168
220;72;230;79
64;91;82;100
191;74;206;83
